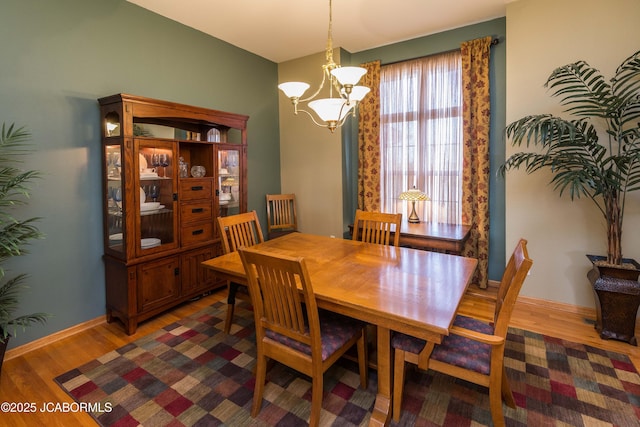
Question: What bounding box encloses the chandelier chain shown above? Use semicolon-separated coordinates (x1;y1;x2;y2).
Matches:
325;0;336;71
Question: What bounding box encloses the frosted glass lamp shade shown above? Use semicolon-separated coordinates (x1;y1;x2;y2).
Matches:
278;82;310;98
349;86;371;102
331;66;367;86
308;98;354;122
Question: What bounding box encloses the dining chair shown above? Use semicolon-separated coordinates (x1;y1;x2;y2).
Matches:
391;238;533;426
238;247;368;427
265;193;298;239
352;209;402;357
352;209;402;247
217;210;264;334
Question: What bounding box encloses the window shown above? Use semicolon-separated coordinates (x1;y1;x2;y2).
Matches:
380;50;463;224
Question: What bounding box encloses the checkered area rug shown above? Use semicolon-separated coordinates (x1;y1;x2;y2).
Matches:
55;301;640;426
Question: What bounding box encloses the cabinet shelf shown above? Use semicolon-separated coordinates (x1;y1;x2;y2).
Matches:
140;207;170;216
140;176;171;181
99;93;248;334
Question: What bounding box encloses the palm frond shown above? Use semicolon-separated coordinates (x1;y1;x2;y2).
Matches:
615;98;640;136
0;273;27;316
0;124;32;161
0;123;48;340
617;149;640;192
612;50;640;103
0;218;44;262
545;61;612;118
505;114;578;148
0;271;50;344
498;151;549;176
550;168;600;199
0;168;41;205
1;313;49;342
0;274;50;341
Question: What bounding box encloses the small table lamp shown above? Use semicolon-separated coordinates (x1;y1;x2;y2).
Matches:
399;187;429;223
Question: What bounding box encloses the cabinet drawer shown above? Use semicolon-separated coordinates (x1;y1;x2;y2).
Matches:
180;200;213;224
181;222;214;246
180;179;212;201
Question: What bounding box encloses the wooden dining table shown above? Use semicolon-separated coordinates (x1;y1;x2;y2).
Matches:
201;232;477;426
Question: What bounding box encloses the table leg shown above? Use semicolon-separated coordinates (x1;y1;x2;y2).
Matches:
369;326;392;426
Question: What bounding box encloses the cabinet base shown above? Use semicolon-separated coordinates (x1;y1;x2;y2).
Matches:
106;283;225;335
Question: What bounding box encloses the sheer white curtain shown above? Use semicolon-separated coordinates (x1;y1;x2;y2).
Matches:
380;51;463;224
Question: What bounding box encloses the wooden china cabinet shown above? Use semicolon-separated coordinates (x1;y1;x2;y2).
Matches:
98;93;248;334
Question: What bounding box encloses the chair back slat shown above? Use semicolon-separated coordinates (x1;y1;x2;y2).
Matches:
266;194;298;237
217;211;265;254
492;238;533;338
352;209;402;247
240;248;318;349
273;199;293;226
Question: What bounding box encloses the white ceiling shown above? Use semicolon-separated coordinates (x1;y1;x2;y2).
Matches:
126;0;508;63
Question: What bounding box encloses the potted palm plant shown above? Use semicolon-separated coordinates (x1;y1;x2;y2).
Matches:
499;50;640;344
0;123;49;373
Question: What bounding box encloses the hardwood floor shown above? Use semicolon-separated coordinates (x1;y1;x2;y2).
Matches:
462;284;640;369
1;285;639;427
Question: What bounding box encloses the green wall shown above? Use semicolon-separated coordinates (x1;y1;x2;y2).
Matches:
1;0;280;348
1;0;505;348
349;18;507;280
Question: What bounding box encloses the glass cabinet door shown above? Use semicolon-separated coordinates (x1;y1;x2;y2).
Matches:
136;139;178;255
105;143;125;255
218;147;241;217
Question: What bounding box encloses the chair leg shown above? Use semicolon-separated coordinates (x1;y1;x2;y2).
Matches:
224;304;235;334
309;375;324;427
357;329;368;389
392;348;406;422
251;353;267;417
489;377;506;427
224;282;239;334
501;366;516;408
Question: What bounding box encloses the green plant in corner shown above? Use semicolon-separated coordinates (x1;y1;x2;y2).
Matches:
0;123;49;345
499;50;640;266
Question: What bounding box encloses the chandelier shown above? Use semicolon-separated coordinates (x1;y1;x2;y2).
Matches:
278;0;370;133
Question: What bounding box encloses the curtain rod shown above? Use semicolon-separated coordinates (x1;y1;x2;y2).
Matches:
381;37;501;67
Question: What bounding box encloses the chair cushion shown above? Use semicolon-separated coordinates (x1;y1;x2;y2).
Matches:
391;315;494;375
391;328;429;354
265;310;363;361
